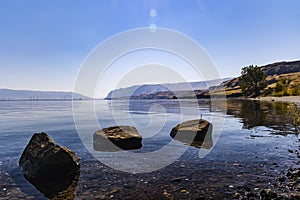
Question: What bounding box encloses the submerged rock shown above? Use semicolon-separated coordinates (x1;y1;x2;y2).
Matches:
93;126;142;151
19;132;80;198
170;119;213;149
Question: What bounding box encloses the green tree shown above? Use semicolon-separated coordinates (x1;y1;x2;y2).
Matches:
292;87;300;96
274;78;292;96
239;65;267;97
274;81;285;96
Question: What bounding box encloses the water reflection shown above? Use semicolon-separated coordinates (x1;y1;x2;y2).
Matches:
226;100;300;134
107;99;210;115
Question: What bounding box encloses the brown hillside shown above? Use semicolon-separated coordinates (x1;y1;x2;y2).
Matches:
208;60;300;97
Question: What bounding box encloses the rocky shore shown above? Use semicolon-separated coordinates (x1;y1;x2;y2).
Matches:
229;147;300;200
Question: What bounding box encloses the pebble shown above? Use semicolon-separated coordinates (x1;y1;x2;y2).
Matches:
233;192;241;199
291;193;300;198
181;189;187;193
171;177;183;183
94;195;106;199
260;189;277;199
245;191;256;198
278;176;286;182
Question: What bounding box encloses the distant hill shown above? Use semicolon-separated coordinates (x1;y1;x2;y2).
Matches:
0;89;90;100
105;78;231;99
205;60;300;97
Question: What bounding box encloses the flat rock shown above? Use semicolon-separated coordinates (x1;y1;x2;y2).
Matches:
93;126;142;151
170;119;213;149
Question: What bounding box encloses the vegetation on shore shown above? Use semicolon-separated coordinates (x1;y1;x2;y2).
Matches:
211;60;300;98
272;78;300;96
239;65;267;97
239;65;300;98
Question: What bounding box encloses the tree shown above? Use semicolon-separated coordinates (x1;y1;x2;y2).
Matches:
274;78;291;96
239;65;267;97
274;81;285;96
292;87;300;96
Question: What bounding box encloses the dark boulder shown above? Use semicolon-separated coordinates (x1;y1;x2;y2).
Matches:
93;126;142;151
32;167;80;199
19;132;80;198
170;119;213;149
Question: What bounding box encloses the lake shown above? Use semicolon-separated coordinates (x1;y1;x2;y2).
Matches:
0;99;299;199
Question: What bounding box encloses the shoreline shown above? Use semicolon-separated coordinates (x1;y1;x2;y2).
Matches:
253;96;300;103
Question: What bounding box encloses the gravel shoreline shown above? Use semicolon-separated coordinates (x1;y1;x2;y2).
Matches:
253;96;300;103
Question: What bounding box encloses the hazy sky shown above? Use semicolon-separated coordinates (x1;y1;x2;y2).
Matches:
1;0;300;97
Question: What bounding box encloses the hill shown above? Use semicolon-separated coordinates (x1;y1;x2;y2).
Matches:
0;89;90;100
205;60;300;97
105;78;231;99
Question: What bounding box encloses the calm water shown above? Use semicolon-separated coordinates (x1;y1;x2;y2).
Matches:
0;99;299;199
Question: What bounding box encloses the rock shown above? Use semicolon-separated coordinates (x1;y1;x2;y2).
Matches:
260;189;277;199
278;176;286;182
170;119;213;149
233;192;241;199
171;177;184;183
19;132;80;199
93;126;142;151
36;168;80;199
181;189;188;193
19;132;80;180
245;192;256;198
291;193;300;199
162;191;169;197
291;169;300;179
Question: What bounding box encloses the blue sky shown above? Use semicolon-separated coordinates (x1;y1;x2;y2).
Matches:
1;0;300;97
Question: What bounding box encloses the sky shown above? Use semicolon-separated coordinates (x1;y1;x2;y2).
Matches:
0;0;300;98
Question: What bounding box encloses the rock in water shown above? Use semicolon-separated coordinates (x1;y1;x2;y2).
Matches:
170;119;213;149
19;132;80;198
93;126;142;151
33;167;80;199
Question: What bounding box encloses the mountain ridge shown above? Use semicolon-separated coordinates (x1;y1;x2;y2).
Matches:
105;78;231;99
0;88;90;100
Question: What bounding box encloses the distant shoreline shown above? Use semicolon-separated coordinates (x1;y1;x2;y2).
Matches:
0;96;299;104
0;99;93;102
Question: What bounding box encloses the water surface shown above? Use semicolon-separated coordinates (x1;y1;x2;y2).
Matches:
0;99;299;199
